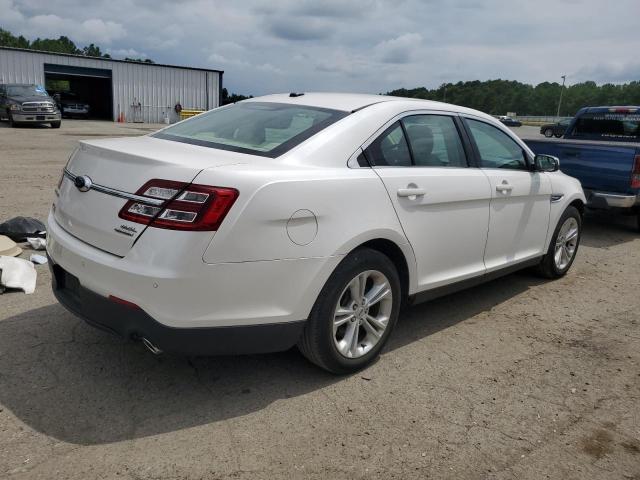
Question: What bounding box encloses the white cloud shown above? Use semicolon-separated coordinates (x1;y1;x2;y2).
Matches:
374;33;423;64
2;0;639;95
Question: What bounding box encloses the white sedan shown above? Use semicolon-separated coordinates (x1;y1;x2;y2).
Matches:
47;93;586;373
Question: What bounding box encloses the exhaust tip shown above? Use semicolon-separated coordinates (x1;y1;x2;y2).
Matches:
141;337;163;355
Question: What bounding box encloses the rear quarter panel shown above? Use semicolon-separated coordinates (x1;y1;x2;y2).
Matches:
196;164;411;265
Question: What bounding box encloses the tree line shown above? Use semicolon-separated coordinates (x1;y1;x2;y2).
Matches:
387;79;640;116
0;27;153;63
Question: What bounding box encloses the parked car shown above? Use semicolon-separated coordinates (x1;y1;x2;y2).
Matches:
0;83;61;128
525;106;640;230
48;93;585;373
540;118;572;138
54;92;90;119
498;115;522;127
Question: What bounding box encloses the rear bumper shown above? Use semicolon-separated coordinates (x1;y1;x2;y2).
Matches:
50;260;305;355
12;112;61;123
46;209;341;331
585;189;639;209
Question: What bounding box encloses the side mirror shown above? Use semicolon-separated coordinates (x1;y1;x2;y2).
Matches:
534;154;560;172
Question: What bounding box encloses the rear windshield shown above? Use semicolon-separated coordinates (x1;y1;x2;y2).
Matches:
571;112;640;140
153;102;348;157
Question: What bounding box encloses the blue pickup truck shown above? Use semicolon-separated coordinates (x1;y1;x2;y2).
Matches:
525;106;640;231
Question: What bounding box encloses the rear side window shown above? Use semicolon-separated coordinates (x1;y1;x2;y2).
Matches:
466;119;527;170
364;122;412;167
153;102;348;158
571;112;640;140
403;115;467;167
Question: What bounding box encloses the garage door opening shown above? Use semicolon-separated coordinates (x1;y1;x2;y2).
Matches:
44;64;113;120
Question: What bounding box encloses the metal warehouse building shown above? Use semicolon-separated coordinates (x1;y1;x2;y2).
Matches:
0;47;223;123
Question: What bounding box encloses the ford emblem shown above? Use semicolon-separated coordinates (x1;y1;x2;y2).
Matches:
74;175;92;192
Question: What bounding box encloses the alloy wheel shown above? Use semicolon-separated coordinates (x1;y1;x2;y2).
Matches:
332;270;393;359
554;217;579;270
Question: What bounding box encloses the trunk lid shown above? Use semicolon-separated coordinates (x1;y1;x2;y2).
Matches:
54;136;250;256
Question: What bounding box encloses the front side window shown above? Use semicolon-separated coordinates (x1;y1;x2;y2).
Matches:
403;115;467;167
153;102;348;158
364;122;412;167
466;119;527;170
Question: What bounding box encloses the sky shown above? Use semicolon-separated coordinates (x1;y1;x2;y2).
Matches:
2;0;639;95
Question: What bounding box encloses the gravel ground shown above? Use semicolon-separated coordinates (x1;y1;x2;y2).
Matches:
0;120;639;480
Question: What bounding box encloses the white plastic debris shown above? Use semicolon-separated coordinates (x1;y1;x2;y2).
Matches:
30;254;48;265
0;256;37;294
26;237;47;250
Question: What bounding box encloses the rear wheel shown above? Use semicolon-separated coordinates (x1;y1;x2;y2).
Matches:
298;248;401;374
544;128;554;138
554;133;562;138
537;206;581;278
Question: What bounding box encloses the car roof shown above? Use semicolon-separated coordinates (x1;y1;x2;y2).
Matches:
581;106;640;113
243;92;466;114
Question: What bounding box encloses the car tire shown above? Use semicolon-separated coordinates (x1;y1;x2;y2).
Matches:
537;206;582;279
8;112;17;128
544;128;554;138
554;133;562;138
51;121;61;129
298;248;401;374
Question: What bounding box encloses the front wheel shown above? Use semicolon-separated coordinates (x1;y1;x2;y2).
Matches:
537;206;582;278
298;248;401;374
8;112;17;128
554;133;563;138
544;128;554;138
51;121;61;129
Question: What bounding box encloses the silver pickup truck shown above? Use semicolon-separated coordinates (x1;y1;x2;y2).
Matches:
0;83;61;128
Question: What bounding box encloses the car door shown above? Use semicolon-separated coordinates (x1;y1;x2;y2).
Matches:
463;117;551;272
364;113;492;290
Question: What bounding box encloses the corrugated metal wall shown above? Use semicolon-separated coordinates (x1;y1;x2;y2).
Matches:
0;48;221;123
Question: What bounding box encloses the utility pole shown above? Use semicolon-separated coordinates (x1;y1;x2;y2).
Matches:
556;75;566;119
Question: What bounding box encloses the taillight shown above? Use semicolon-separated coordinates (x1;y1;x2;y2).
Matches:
118;179;238;231
632;155;640;189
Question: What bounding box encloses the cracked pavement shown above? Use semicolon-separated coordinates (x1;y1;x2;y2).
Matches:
0;121;639;479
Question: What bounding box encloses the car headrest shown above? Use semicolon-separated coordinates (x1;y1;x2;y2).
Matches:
234;123;265;145
406;123;434;156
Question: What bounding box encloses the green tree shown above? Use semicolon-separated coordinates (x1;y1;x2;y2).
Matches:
221;87;252;105
31;36;80;54
0;28;149;61
388;79;640;116
0;28;30;48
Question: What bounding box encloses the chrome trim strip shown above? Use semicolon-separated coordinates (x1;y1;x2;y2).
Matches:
63;168;165;206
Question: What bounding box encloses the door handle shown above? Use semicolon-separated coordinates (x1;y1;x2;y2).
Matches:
397;188;426;197
496;184;513;193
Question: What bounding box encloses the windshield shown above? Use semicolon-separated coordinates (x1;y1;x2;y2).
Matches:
6;85;49;97
153;102;348;157
572;112;640;140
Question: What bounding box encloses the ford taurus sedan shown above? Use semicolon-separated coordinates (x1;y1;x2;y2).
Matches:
47;93;586;373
